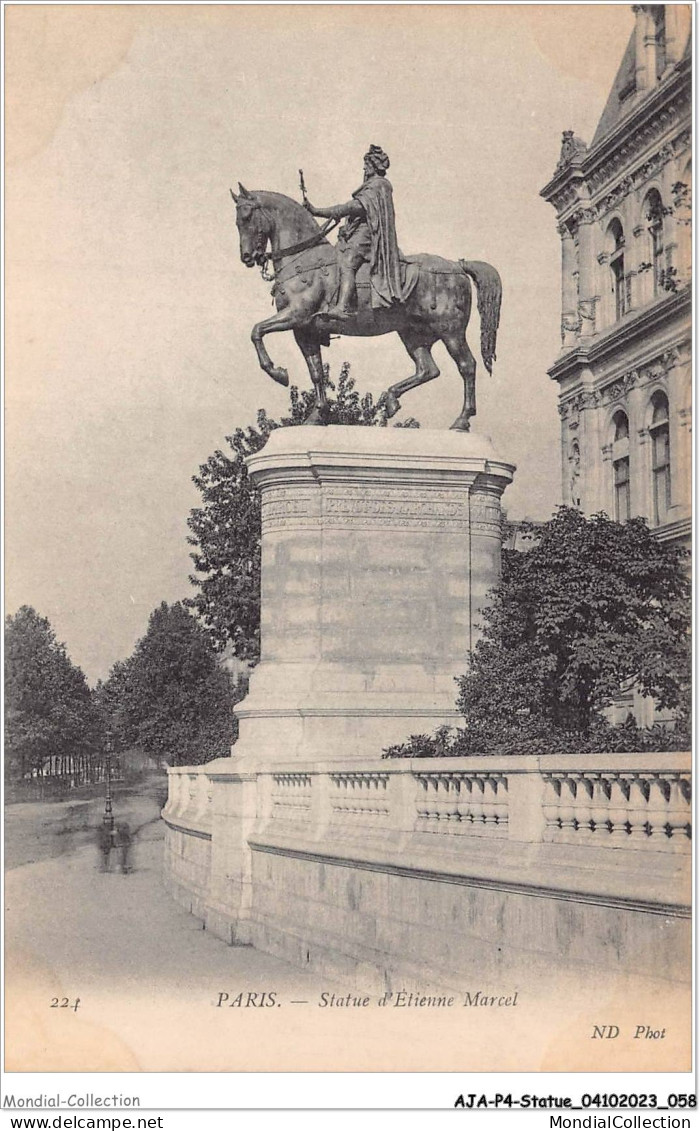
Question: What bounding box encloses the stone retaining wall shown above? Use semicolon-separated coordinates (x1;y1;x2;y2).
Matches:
162;751;691;992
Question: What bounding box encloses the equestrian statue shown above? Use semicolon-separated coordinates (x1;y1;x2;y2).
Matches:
231;145;501;430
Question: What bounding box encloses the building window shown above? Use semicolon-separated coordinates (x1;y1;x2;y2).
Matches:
614;458;630;522
611;410;630;522
569;441;581;508
644;189;665;296
649;392;671;525
607;219;626;319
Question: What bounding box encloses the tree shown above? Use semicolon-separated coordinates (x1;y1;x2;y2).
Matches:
384;508;691;757
5;606;102;782
114;602;235;766
186;363;418;660
93;659;135;753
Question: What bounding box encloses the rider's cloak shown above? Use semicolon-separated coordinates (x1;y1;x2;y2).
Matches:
352;175;409;308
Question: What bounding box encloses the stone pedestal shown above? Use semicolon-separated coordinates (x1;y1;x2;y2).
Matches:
234;426;515;764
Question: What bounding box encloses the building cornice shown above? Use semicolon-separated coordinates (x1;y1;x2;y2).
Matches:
584;56;691;192
548;288;691;384
541;56;691;217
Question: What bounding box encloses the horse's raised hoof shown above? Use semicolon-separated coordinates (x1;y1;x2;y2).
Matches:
384;391;401;419
269;366;289;387
449;415;471;432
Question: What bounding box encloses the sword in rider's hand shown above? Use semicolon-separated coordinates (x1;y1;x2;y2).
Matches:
299;168;338;237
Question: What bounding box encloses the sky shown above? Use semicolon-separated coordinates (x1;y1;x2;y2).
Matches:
5;3;636;684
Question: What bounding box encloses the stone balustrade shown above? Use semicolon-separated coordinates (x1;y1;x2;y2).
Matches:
164;752;691;856
414;769;510;836
162;750;691;988
542;768;691;851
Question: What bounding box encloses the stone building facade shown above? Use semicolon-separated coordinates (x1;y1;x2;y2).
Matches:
541;5;691;551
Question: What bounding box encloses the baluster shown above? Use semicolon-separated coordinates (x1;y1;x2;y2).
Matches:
414;773;431;828
606;775;632;844
627;774;652;845
493;774;509;830
541;774;561;841
468;775;486;829
557;774;578;842
662;774;691;853
481;775;499;833
431;774;448;830
576;774;597;841
446;774;461;829
455;774;473;831
646;775;672;847
430;774;444;830
590;775;612;841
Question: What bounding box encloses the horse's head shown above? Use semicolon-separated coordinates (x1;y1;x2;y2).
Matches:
231;183;270;268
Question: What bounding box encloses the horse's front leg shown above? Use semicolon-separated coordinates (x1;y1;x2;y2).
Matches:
251;307;307;387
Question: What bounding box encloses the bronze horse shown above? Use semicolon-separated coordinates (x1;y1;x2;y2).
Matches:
232;184;501;430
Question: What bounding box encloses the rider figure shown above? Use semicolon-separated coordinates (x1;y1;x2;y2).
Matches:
304;145;405;318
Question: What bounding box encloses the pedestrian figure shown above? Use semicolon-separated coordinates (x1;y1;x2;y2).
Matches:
97;823;113;872
115;821;132;874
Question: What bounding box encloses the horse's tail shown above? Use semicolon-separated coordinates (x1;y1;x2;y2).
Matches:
459;260;502;375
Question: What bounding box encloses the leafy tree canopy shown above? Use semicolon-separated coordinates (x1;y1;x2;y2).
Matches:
385;508;691;757
186;363;418;660
5;606;102;778
100;602;235;766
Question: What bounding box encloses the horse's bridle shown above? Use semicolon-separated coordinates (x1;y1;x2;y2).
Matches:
238;196;338;282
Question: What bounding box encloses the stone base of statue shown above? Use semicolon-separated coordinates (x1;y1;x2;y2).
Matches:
196;426;515;943
233;425;515;765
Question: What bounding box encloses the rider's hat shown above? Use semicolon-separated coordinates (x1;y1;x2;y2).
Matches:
364;145;390;175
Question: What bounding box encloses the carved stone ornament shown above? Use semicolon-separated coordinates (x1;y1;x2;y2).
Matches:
638;352;675;386
557;130;588;171
559;389;600;425
662;347;681;370
561;316;581;337
571;206;597;227
602;369;639;404
578;297;598;324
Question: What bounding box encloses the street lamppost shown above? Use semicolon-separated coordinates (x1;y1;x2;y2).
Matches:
103;740;114;832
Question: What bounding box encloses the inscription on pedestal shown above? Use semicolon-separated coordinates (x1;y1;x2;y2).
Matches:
262;485;476;532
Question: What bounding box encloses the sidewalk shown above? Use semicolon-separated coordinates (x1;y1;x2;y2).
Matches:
5;820;350;1072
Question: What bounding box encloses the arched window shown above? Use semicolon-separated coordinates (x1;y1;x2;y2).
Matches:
613;411;629;442
649;391;671;525
606;219;627;319
643;189;665;296
611;410;630;522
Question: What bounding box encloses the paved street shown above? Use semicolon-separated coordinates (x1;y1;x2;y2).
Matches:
4;777;169;870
